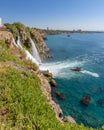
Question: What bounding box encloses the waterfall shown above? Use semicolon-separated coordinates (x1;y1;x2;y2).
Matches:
17;35;22;48
15;34;40;66
25;50;39;65
12;38;18;47
30;38;41;64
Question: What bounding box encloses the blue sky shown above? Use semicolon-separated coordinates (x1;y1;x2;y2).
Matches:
0;0;104;30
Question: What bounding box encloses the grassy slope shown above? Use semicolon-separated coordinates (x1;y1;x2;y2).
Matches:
0;40;102;130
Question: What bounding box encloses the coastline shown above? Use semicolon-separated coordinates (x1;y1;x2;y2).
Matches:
38;71;76;123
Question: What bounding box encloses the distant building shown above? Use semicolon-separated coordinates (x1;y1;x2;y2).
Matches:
0;18;7;31
47;27;49;30
0;18;3;27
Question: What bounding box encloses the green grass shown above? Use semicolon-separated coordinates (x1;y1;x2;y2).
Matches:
0;66;97;130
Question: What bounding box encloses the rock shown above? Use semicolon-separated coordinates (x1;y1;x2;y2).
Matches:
80;95;91;106
59;112;63;118
41;71;57;87
97;98;104;106
42;70;52;78
0;106;7;116
43;37;47;40
47;55;53;58
62;116;76;123
55;91;65;99
50;79;57;87
96;87;104;93
0;30;14;48
0;26;7;31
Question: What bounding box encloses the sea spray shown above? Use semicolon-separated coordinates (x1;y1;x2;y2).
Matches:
81;70;99;77
40;60;84;78
30;38;41;63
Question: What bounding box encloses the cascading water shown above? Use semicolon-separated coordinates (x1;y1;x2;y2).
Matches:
17;35;22;48
12;38;18;47
30;38;41;64
15;34;40;66
25;50;39;65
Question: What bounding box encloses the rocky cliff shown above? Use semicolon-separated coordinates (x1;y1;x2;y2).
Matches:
4;22;50;60
0;27;14;48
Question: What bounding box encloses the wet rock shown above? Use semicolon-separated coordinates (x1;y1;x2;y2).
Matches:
55;91;65;99
97;98;104;106
50;79;57;87
96;87;104;93
42;70;52;79
80;95;91;106
43;37;47;40
62;116;76;123
47;55;53;58
59;112;63;118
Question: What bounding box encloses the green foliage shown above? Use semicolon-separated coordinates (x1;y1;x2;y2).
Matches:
23;38;31;50
4;23;18;39
13;22;26;31
26;27;31;33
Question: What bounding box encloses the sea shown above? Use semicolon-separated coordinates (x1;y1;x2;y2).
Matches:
40;33;104;128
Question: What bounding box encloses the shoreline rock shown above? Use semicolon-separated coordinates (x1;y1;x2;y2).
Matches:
55;91;65;99
38;73;76;123
80;95;91;106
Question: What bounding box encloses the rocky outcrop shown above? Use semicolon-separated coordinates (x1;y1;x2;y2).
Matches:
42;70;57;87
80;95;91;106
30;28;50;60
49;79;57;87
97;98;104;106
62;116;76;123
5;22;50;60
55;91;65;99
0;29;14;49
38;73;76;123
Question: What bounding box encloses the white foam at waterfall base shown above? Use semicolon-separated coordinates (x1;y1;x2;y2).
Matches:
30;38;41;64
40;60;84;79
40;60;100;79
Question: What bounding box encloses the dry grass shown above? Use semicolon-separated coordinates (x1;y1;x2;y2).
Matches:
9;47;26;60
0;63;10;74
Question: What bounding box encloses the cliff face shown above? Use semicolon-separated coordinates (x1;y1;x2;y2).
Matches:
0;27;14;49
30;28;50;60
4;22;50;60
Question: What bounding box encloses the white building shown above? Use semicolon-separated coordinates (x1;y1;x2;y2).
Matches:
0;18;3;27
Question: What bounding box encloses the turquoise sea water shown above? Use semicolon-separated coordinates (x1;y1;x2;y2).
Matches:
41;33;104;128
